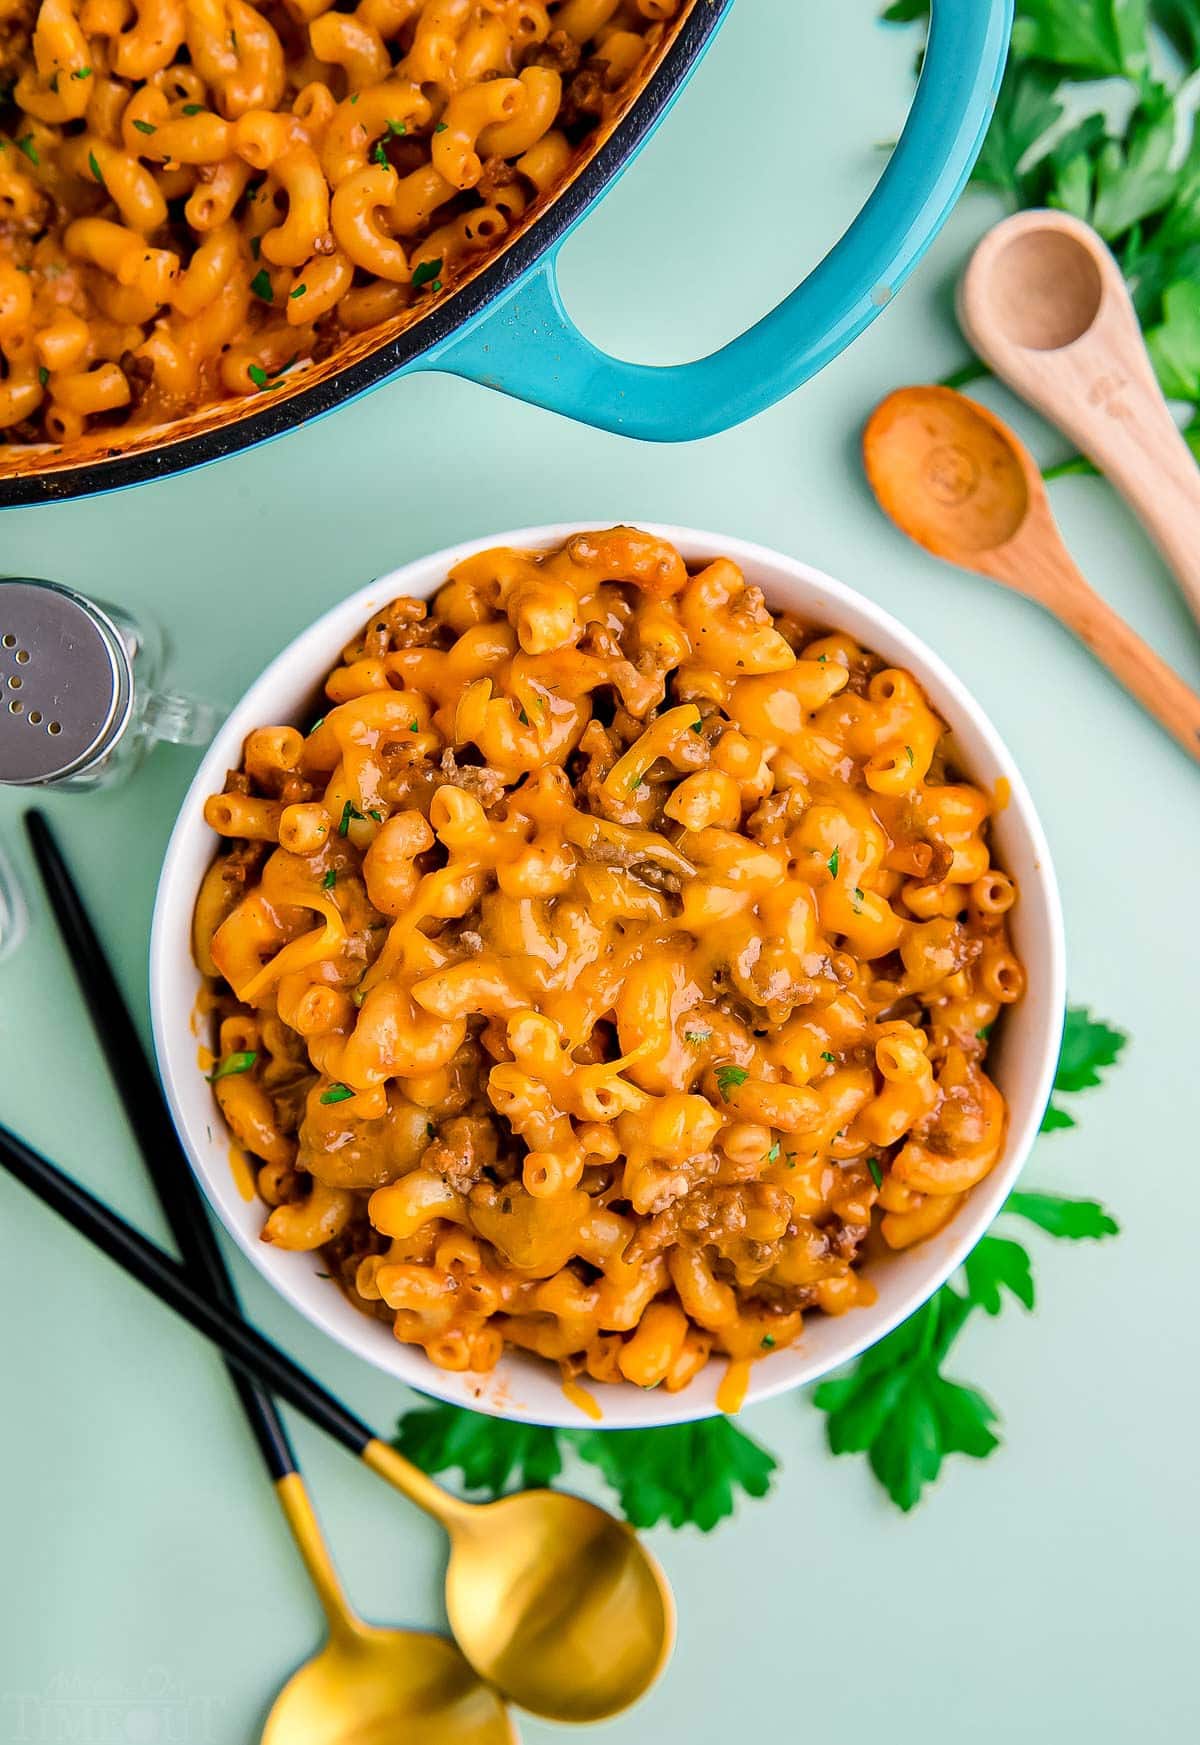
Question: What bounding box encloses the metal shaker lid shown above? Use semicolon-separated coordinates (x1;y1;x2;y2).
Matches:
0;580;134;785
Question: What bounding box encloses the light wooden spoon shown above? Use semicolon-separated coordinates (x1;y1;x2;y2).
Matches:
863;385;1200;763
958;207;1200;628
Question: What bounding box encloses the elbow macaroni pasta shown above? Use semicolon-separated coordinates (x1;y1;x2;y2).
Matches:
194;528;1024;1402
0;0;680;450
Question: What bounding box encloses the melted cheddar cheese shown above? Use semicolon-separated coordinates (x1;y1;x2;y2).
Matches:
194;527;1024;1400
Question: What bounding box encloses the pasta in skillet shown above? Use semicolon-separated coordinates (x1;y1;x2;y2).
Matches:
194;528;1024;1404
0;1;680;449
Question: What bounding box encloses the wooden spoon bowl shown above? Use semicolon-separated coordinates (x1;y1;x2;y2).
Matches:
863;385;1200;762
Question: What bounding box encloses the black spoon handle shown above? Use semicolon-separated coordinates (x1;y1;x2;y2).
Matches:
0;1118;374;1457
24;808;296;1482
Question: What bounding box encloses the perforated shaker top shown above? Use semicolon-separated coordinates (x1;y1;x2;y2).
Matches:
0;580;132;785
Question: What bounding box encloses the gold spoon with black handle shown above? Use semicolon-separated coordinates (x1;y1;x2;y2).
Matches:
24;809;516;1745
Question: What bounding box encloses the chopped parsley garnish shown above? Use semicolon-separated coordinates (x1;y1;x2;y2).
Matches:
714;1063;749;1101
181;102;203;114
88;148;103;183
49;72;59;92
435;121;448;132
352;985;367;1007
338;800;364;835
371;140;389;166
977;1024;993;1041
247;363;281;390
411;257;443;290
684;1029;711;1047
308;715;325;732
827;846;840;878
37;366;48;387
517;706;528;725
626;770;644;792
72;66;92;80
690;719;703;733
290;284;306;298
322;868;337;889
765;1142;780;1164
132;119;156;136
350;93;360;104
905;744;914;765
868;1157;884;1190
852;886;865;911
367;809;383;822
320;1083;354;1105
249;267;273;301
426;1121;436;1138
820;1050;836;1063
386;118;406;136
409;720;419;732
208;1050;257;1082
761;1334;776;1350
249;235;261;258
18;135;40;166
817;652;827;663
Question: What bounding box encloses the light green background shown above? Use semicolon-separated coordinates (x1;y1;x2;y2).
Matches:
1;5;1198;1742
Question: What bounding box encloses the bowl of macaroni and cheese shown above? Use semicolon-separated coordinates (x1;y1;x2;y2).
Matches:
151;524;1064;1426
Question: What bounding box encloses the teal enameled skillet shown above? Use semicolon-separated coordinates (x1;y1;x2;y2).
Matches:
2;0;1011;508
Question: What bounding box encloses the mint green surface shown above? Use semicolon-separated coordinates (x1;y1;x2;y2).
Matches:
1;6;1197;1743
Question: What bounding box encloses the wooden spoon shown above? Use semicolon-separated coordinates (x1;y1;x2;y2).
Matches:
958;207;1200;628
863;385;1200;763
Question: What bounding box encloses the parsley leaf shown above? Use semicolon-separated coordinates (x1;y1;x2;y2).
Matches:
208;1049;257;1082
714;1063;748;1101
322;868;337;889
17;134;40;166
1011;0;1149;79
570;1421;776;1532
813;1291;1000;1512
1049;1006;1128;1097
963;1235;1036;1315
683;1029;710;1047
1148;279;1200;398
867;1156;883;1189
391;1403;776;1532
394;1402;562;1493
132;119;156;136
1004;1190;1120;1239
181;102;203;114
319;1082;354;1105
338;799;364;836
249;267;273;302
412;257;443;289
971;60;1063;201
88;148;103;184
826;845;840;878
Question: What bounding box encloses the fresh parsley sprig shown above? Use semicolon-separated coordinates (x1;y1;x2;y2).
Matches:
392;1404;777;1532
884;1;1200;464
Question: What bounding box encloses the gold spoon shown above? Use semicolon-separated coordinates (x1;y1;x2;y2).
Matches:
0;1114;676;1726
958;207;1200;628
265;1477;516;1745
23;810;516;1745
862;384;1200;763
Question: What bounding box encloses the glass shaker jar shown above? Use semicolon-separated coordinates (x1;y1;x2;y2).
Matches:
0;577;219;790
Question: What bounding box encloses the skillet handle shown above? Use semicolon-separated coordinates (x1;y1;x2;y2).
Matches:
426;0;1011;441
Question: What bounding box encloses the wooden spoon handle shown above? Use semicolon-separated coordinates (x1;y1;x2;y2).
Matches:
1061;365;1200;630
1050;567;1200;763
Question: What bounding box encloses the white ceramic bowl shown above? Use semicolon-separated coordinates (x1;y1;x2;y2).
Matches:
151;523;1065;1428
